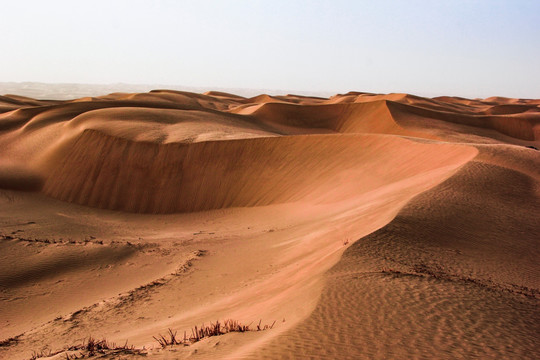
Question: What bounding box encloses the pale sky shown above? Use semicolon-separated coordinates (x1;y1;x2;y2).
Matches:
2;0;539;98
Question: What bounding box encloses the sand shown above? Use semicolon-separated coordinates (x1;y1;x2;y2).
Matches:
0;90;538;359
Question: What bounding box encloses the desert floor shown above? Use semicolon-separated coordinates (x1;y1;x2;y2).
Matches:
0;90;539;359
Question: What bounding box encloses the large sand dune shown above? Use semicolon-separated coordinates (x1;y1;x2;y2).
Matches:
0;90;538;359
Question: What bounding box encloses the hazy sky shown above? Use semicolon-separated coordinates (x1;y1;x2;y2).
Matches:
2;0;539;98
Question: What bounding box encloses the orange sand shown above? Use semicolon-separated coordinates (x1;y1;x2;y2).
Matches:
0;90;538;359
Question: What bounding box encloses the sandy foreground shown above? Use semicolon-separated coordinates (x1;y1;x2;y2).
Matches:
0;90;538;359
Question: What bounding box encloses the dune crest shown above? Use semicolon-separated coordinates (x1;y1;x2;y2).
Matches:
41;129;475;213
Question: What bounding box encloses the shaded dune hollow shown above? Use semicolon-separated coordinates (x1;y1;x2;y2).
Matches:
42;129;474;213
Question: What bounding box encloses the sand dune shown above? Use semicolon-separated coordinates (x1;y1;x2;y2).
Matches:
0;90;538;359
254;145;540;359
41;131;473;213
386;101;539;141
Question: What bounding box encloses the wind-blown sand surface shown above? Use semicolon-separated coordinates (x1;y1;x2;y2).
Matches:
0;90;538;359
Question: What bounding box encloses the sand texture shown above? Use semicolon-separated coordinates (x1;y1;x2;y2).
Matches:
0;90;538;359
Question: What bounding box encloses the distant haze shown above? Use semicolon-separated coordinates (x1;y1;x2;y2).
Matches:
0;82;330;101
1;0;539;99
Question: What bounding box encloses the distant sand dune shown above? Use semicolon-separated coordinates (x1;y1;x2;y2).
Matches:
386;100;539;141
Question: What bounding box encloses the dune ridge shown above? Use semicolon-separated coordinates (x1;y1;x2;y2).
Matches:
41;129;475;213
254;146;540;360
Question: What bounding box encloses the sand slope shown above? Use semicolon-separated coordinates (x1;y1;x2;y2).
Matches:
0;90;538;360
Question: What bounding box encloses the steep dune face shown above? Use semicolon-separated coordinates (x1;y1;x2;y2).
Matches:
245;100;425;137
386;100;540;141
42;130;473;213
0;89;539;360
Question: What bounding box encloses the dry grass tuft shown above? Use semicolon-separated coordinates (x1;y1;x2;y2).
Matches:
28;337;141;359
29;349;53;360
26;319;275;358
154;319;276;348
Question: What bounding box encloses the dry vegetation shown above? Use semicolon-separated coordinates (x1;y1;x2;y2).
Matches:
153;319;276;348
28;337;143;359
25;319;275;359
